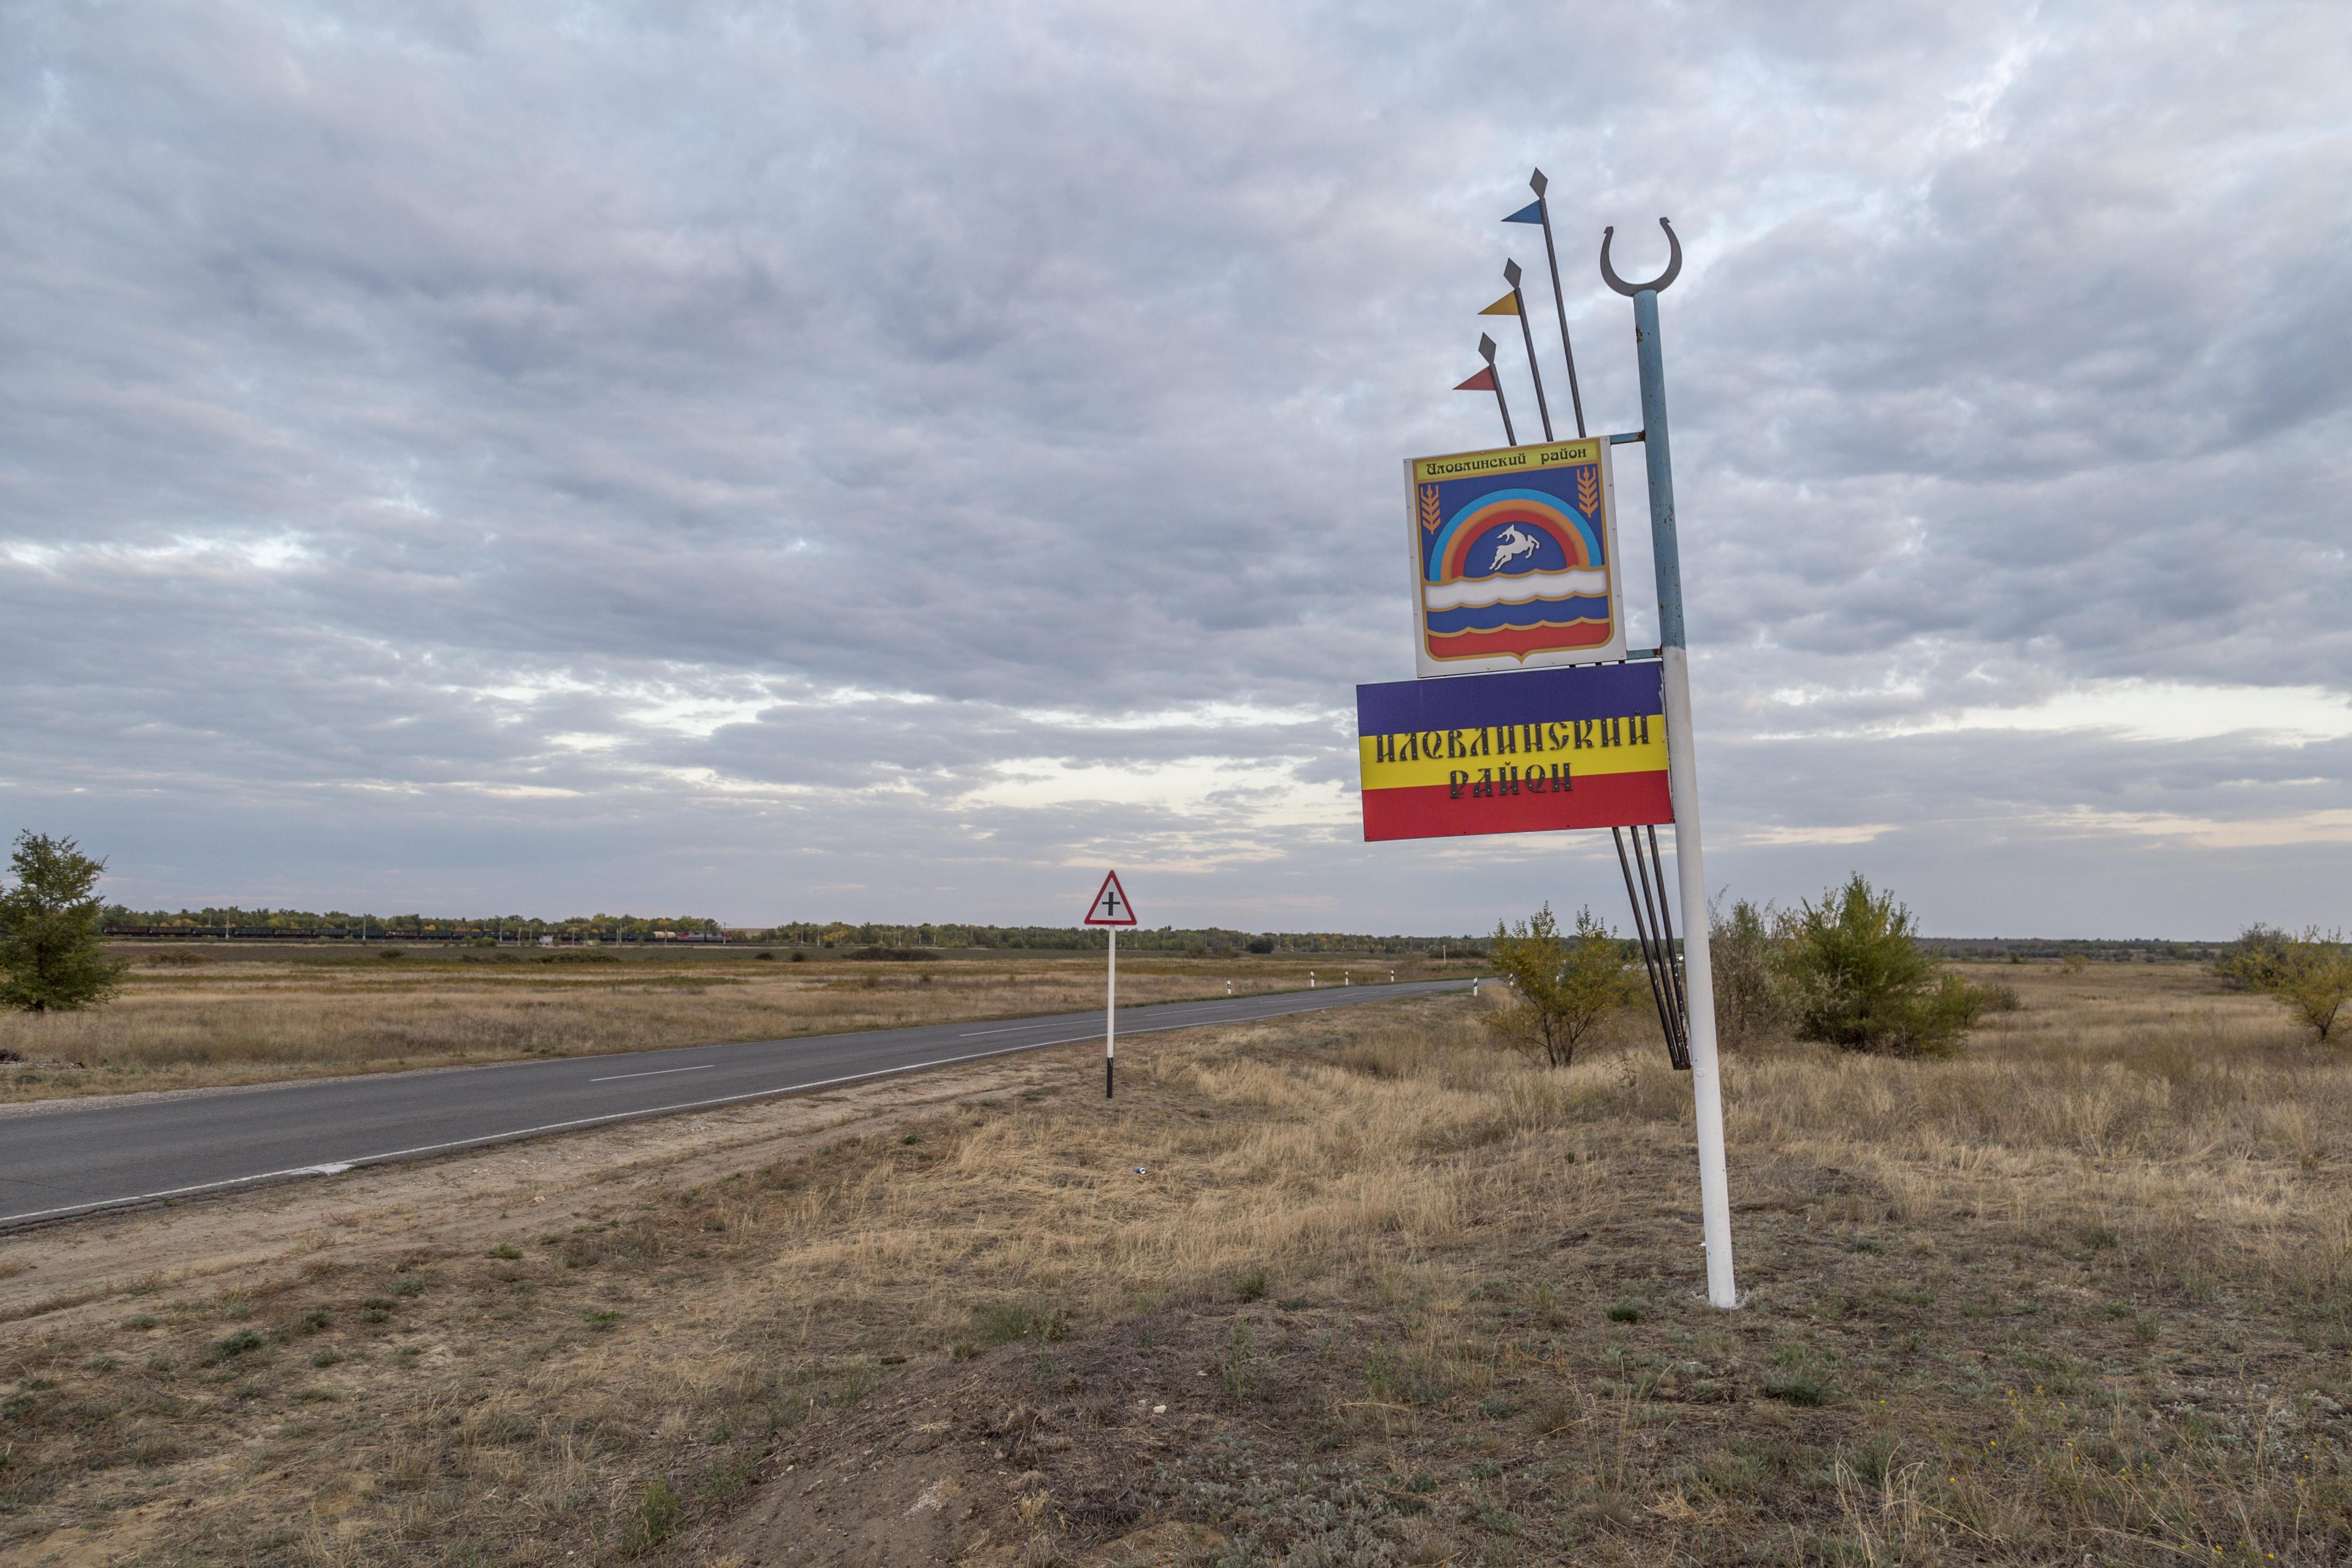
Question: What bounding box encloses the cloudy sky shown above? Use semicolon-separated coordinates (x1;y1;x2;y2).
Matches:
3;0;2347;937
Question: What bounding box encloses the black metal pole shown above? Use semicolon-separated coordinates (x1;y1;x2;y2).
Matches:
1479;333;1516;445
1504;260;1553;442
1614;826;1680;1060
1629;825;1688;1066
1646;824;1692;1047
1527;169;1588;438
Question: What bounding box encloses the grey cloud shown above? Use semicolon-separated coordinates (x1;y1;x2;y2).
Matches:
1;0;2346;937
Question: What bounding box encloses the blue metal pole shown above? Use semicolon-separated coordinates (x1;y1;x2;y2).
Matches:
1627;281;1737;1310
1634;289;1685;650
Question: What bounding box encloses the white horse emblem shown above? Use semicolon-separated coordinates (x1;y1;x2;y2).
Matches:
1486;525;1539;572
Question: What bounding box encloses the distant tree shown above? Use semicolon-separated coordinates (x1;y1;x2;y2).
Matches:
1777;874;1980;1057
2219;925;2352;1043
0;832;127;1012
1484;903;1638;1067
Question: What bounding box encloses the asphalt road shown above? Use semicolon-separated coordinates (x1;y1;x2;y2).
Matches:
0;978;1472;1231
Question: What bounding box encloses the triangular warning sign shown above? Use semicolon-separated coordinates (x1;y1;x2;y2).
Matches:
1083;869;1137;927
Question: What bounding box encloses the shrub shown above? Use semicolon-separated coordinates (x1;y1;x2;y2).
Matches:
1777;874;1979;1056
623;1477;681;1554
1484;904;1637;1067
2220;925;2352;1042
1973;980;2023;1013
1708;896;1786;1044
1761;1370;1835;1405
979;1302;1065;1345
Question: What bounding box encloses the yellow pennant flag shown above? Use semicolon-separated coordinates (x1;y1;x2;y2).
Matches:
1478;290;1520;316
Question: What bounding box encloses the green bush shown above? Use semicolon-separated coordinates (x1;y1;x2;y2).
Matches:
978;1302;1065;1345
1778;874;1979;1056
1484;903;1637;1067
1708;896;1786;1044
1761;1370;1836;1405
2218;925;2352;1043
623;1477;681;1554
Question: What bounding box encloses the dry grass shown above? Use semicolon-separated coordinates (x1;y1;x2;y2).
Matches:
1;962;2347;1566
0;946;1460;1102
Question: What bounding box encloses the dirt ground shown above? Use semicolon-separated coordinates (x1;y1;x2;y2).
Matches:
3;964;2347;1567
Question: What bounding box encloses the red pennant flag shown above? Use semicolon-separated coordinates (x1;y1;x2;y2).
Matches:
1454;367;1497;392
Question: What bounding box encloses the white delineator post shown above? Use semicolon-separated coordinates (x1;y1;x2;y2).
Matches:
1631;277;1739;1310
1105;926;1117;1099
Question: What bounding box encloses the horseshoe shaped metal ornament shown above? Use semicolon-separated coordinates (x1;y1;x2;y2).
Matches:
1599;217;1681;297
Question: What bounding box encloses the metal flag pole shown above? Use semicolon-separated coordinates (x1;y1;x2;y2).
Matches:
1481;266;1552;442
1601;216;1736;1310
1502;261;1552;441
1507;170;1588;438
1472;333;1515;444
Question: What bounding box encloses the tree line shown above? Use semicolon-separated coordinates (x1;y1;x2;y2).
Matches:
95;906;1486;956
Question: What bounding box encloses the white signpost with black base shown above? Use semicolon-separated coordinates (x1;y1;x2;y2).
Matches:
1084;871;1137;1097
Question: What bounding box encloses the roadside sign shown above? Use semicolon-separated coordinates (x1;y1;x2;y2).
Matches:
1082;870;1135;1098
1364;199;1735;1308
1356;662;1670;842
1083;870;1137;927
1405;437;1625;676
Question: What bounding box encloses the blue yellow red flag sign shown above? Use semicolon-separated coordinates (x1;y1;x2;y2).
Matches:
1405;438;1623;675
1356;663;1669;842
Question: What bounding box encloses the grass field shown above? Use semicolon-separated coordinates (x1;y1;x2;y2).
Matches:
0;945;1462;1102
1;961;2346;1565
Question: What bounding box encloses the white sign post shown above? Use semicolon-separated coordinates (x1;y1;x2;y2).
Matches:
1083;870;1138;1097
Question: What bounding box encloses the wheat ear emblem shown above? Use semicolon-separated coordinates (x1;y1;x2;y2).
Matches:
1575;466;1601;516
1419;484;1442;532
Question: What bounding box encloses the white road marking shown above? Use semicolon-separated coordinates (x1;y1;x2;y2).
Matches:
589;1064;714;1082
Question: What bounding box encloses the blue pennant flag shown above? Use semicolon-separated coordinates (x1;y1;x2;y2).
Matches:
1502;199;1544;224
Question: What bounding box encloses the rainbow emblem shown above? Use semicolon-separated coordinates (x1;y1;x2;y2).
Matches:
1404;438;1624;675
1357;663;1671;842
